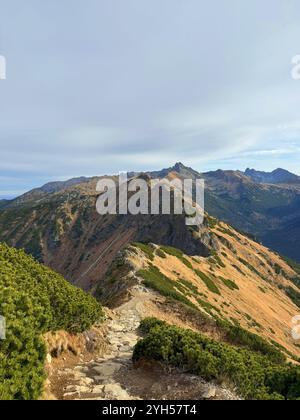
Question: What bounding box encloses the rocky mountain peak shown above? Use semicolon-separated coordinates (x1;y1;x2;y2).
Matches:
244;168;299;184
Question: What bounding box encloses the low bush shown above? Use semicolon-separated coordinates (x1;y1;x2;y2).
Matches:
134;319;299;400
132;243;155;261
219;276;239;291
210;253;226;268
220;323;285;364
238;257;262;278
0;244;103;400
160;246;193;269
137;265;197;310
178;278;200;295
194;270;221;295
197;298;221;315
156;248;167;259
232;264;246;276
285;286;300;309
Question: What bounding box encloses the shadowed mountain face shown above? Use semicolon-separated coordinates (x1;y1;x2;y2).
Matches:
202;169;300;237
245;168;300;185
0;199;9;209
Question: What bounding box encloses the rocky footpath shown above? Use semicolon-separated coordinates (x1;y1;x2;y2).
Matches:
48;288;240;401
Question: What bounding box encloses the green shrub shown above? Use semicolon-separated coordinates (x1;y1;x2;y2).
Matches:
217;227;240;241
178;278;200;295
160;246;193;269
132;243;155;261
238;257;262;278
232;264;246;276
0;243;103;400
285;286;300;309
139;317;167;334
219;277;239;291
194;270;221;295
283;256;300;281
290;277;300;290
274;264;282;275
137;265;197;309
133;319;299;400
156;248;167;259
197;298;221;315
206;215;218;229
210;254;226;268
221;325;285;364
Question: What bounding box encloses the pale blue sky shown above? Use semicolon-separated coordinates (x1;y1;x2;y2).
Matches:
1;0;300;198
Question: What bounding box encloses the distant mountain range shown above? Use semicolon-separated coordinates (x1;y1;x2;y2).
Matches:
1;163;300;263
245;168;300;185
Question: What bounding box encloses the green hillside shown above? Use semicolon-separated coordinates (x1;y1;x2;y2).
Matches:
0;243;103;400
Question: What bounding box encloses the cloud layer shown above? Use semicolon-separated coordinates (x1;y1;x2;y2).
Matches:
1;0;300;197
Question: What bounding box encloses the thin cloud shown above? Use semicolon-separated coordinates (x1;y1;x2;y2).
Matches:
1;0;300;197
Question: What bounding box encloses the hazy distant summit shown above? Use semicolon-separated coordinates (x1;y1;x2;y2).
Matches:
244;168;300;185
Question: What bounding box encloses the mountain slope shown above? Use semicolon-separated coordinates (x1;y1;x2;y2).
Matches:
0;175;209;290
0;200;9;210
48;218;300;400
137;163;300;261
96;219;300;362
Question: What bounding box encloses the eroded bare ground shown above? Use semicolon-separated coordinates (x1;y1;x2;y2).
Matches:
47;287;240;401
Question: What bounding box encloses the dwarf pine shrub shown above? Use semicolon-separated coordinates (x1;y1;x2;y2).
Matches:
134;318;300;400
0;243;103;400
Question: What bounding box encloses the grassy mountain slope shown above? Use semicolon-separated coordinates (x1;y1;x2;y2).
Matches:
0;243;103;400
97;217;300;362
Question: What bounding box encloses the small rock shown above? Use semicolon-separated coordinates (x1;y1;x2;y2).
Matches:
202;386;216;399
75;385;91;394
91;385;105;394
103;384;131;400
64;391;79;398
92;362;121;377
74;366;85;371
80;377;94;386
65;385;77;392
119;345;131;352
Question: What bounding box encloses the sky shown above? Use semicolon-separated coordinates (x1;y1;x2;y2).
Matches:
1;0;300;198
